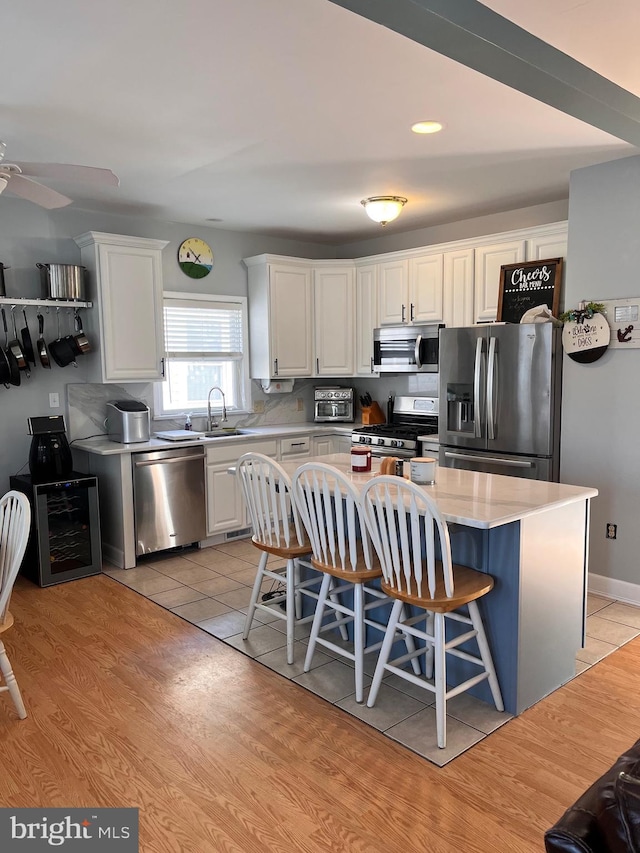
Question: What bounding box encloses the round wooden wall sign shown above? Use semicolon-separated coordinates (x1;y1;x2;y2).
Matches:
562;313;610;363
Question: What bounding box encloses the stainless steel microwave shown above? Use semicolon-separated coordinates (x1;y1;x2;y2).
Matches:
373;324;443;373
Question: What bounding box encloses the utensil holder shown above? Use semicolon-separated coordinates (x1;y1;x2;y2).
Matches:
361;401;385;425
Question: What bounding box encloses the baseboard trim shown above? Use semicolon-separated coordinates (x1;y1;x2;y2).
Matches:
102;541;125;569
588;572;640;606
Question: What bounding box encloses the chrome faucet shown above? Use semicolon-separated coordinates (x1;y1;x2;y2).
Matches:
206;386;228;430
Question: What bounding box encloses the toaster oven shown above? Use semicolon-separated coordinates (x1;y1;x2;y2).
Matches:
314;387;355;422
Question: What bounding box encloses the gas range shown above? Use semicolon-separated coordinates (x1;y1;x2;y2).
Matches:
352;395;439;458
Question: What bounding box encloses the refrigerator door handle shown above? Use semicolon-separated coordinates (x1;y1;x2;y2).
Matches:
473;336;484;438
444;451;534;468
487;336;497;440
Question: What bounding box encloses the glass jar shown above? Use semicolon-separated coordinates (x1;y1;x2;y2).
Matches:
351;446;372;472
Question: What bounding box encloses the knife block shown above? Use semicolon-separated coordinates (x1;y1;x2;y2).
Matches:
361;401;385;425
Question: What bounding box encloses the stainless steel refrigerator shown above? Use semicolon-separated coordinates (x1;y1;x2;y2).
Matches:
438;323;563;480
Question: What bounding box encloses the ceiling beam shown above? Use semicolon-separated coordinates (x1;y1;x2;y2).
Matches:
327;0;640;147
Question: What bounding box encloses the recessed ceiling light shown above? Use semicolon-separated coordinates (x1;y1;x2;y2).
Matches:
411;121;443;134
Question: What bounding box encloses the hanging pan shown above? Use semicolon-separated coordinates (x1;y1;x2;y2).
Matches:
0;313;10;388
20;308;36;366
1;308;20;386
9;307;30;378
0;345;10;388
72;309;91;354
49;308;78;368
36;311;51;369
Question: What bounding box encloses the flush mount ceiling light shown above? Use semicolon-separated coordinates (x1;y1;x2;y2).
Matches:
361;196;408;226
411;120;443;134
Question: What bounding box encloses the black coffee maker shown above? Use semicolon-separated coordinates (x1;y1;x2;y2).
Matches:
28;415;73;484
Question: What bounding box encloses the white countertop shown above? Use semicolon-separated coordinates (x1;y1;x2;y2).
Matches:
72;423;358;456
278;453;597;529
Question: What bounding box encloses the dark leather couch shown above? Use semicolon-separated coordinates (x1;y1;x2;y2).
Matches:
545;739;640;852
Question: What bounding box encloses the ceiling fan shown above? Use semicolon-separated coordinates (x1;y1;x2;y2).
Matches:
0;141;119;209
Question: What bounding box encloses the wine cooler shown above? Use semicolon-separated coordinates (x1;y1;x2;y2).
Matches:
9;473;102;587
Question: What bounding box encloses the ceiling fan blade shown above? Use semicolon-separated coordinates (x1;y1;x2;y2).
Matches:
17;162;120;187
6;173;72;209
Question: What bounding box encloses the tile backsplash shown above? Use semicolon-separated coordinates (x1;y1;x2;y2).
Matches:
66;380;318;441
66;374;432;441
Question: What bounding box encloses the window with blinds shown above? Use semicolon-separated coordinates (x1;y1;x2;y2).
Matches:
155;293;250;417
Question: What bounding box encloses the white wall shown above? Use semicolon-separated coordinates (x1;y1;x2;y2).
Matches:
562;154;640;594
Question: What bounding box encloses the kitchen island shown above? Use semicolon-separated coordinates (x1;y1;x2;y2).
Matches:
279;454;598;717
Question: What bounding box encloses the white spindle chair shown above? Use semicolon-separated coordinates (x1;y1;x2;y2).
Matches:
0;490;31;719
292;463;420;703
361;475;504;748
238;453;322;664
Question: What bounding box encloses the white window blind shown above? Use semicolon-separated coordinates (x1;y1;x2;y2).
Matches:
164;300;244;359
155;294;250;418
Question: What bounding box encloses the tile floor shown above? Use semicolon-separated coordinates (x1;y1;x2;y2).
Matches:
104;541;640;767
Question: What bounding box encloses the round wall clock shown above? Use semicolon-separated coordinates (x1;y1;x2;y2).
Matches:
178;238;213;279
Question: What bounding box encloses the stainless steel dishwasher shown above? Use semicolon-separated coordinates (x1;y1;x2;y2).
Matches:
133;445;206;556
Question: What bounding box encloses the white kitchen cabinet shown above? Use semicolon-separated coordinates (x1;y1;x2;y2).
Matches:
205;439;278;536
527;227;568;312
443;248;475;328
355;264;378;375
378;254;444;325
527;230;568;263
312;435;334;456
244;255;313;379
279;435;311;460
312;434;352;456
474;239;527;323
333;435;353;453
378;258;409;324
75;232;168;382
408;254;444;323
313;266;354;376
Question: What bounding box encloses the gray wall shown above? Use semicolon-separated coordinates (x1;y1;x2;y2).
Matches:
562;154;640;589
0;202;337;490
336;199;569;258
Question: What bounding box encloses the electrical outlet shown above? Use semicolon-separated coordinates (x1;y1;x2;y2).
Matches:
606;523;617;540
49;392;60;408
297;398;304;412
253;400;265;414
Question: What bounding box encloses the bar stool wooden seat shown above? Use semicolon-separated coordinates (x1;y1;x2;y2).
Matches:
0;490;31;720
237;453;321;665
292;463;420;703
361;475;504;748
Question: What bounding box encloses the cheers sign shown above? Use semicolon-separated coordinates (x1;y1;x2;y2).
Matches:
497;257;563;324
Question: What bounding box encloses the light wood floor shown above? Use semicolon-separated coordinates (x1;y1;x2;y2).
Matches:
2;573;640;853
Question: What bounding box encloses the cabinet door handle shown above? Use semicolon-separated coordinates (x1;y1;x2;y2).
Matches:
410;303;415;322
401;304;406;323
160;357;165;378
274;358;278;376
316;357;319;373
370;356;373;373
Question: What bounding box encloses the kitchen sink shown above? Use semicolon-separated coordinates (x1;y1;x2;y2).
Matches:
202;428;247;438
